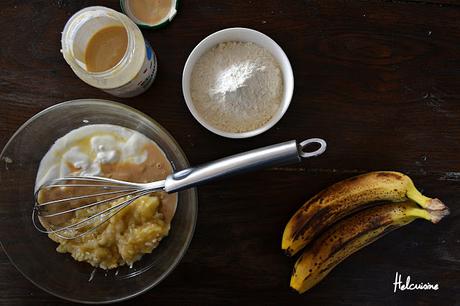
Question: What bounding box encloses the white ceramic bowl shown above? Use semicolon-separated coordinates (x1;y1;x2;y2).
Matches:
182;27;294;138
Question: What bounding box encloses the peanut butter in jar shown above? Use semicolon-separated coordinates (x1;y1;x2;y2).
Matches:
61;6;158;98
121;0;178;29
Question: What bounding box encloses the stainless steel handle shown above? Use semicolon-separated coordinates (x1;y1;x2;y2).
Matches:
164;138;326;193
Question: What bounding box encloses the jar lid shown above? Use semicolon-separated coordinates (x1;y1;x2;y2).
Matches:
120;0;178;29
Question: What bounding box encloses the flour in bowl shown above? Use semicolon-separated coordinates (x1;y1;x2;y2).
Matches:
190;42;283;133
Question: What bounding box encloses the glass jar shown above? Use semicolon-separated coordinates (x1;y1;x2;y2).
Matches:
61;6;157;98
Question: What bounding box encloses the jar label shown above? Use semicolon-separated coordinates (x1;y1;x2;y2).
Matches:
104;40;157;98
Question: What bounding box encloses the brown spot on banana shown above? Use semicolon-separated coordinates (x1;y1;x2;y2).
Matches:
375;172;404;180
282;171;447;256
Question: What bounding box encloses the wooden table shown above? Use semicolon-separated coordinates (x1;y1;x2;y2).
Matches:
1;1;459;305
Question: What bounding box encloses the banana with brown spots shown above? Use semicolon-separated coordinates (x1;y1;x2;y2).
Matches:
290;201;449;293
282;171;446;256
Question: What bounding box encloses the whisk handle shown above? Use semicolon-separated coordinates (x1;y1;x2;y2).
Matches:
164;138;326;193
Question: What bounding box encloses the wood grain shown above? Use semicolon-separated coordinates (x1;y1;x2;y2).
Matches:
0;0;459;305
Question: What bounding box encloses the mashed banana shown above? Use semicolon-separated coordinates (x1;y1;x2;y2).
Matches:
50;195;169;269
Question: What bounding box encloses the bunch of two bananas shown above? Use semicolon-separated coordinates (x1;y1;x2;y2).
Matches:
281;171;449;293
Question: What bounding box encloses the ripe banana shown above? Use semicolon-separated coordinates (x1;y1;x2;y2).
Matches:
290;201;449;294
282;171;445;256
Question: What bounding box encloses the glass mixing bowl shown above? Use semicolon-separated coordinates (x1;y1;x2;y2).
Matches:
0;99;197;303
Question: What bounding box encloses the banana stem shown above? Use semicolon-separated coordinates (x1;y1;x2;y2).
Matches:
406;202;450;224
406;183;446;211
407;206;431;221
426;207;450;224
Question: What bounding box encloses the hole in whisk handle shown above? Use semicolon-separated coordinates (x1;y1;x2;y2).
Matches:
298;138;327;158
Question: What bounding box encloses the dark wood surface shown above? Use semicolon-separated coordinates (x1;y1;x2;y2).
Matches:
1;0;459;305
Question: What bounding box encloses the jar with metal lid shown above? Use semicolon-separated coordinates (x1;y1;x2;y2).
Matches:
61;6;157;98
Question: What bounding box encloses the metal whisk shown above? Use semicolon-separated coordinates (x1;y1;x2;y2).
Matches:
33;139;326;239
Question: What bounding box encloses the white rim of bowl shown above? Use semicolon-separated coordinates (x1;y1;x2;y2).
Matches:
182;27;294;139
